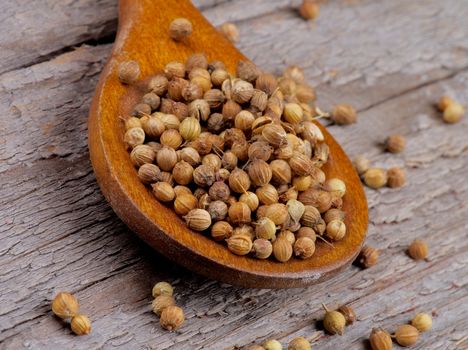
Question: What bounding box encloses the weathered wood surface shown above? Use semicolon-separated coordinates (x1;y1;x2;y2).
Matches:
1;0;467;349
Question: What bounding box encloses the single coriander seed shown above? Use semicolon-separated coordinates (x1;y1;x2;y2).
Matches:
394;324;419;347
264;339;282;350
252;239;273;259
411;312;432;332
331;104;357;125
363;168;387;189
338;305;357;325
288;336;311;350
160;305;185;331
358;245;379;268
70;314;92;336
118;60;140;84
322;304;346;335
272;237;293;262
226;234;253;255
353;155;370;175
219;22;240;42
443;101;464;124
369;328;392;350
51;292;79;319
299;0;320;20
169;18;193;41
408;239;428;260
293;237;316;259
184;209;212;231
386;134;406;153
386;167;406;188
438;95;454;111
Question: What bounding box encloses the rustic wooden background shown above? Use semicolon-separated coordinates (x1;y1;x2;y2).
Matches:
1;0;467;349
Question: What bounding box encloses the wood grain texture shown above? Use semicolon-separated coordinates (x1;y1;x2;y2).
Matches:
88;0;367;289
1;0;467;349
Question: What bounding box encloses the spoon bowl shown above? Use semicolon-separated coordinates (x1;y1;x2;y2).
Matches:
88;0;368;288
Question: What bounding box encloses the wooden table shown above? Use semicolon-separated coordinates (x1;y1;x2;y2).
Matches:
1;1;467;349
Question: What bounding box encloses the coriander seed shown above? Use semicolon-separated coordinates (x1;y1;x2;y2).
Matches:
284;65;305;83
228;202;251;225
157;146;178;171
152;182;175;202
124;116;142;130
211;69;230;86
173;185;192;197
208;200;228;221
438;95;454;111
411;312;432;332
130;145;155;167
180;117;202;141
255;217;277;240
386;134;406;153
138;164;161;184
256;184;279;205
211;221;233;241
173;160;194;185
160;129;183;150
386;167;406;188
299;0;320;20
219;22;239;42
124;127;145;149
160;305;185;331
288;337;311;350
169;18;192;41
229;168;251;193
296;227;316;241
143;116;165;138
408;239;428;260
118;60;140;84
51;292;79;319
369;328;392;350
152;282;173;297
358;245;379;268
270;160;292;185
323;208;345;224
184;209;212;231
174;194;198;216
227;234;253;255
252;238;273;259
338;305;356;325
322;304;346;335
148;74;169;96
264;339;282;350
248;159;273;186
323;178;346;197
273;237;293;262
325;220;346;241
142;92;161;110
331;104;357;125
294;237;315;259
394;324;419;347
193;164;216;187
133;103;152;116
443;101;464;123
363;168;387;189
70;314;92;336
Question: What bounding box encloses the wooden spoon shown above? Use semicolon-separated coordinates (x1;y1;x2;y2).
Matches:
88;0;368;288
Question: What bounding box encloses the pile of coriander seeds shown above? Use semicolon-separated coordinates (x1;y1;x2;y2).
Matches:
120;53;347;263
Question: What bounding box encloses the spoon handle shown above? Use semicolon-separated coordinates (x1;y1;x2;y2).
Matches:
117;0;246;75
